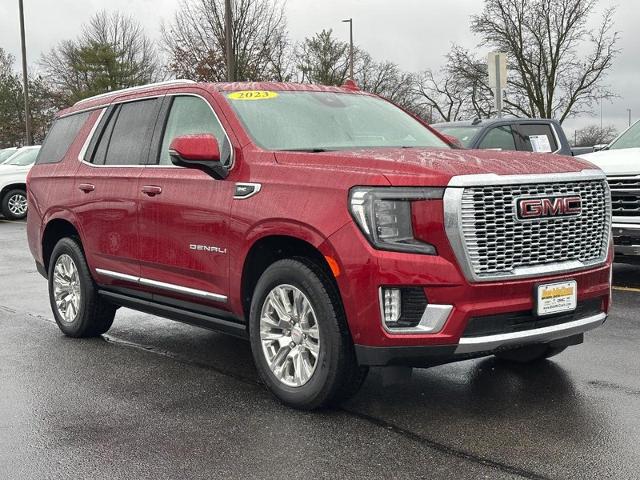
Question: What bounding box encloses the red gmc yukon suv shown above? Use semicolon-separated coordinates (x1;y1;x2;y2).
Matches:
27;80;612;409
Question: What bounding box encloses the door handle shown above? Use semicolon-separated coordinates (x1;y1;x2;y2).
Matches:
141;185;162;197
78;183;95;193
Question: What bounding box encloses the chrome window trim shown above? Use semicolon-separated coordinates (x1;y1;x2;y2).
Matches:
455;312;606;354
378;288;452;334
77;108;107;163
444;170;611;283
95;268;227;303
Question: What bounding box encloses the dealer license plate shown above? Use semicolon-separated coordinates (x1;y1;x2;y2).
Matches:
536;281;577;316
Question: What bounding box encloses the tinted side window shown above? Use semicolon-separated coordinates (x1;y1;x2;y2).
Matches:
157;96;230;166
478;126;517;150
37;112;90;164
516;124;558;153
93;99;159;166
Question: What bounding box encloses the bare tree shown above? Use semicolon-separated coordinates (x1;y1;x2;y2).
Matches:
575;124;617;146
469;0;619;122
162;0;292;82
413;46;496;122
40;11;159;105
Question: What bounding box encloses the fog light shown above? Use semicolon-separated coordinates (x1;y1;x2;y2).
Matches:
381;288;402;325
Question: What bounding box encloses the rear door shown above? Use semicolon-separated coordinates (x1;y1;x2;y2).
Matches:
74;97;162;284
137;92;235;307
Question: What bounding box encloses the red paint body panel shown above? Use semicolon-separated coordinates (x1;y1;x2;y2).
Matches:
29;81;611;354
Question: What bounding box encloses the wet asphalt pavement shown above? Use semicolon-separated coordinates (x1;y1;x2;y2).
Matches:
0;219;639;479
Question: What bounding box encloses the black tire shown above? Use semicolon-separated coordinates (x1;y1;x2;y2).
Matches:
494;344;567;363
1;188;28;220
48;237;116;337
249;258;368;410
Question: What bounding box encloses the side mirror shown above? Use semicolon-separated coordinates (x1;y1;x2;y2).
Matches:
169;134;229;179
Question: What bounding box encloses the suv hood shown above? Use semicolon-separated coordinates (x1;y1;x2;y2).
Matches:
275;148;597;186
579;148;640;176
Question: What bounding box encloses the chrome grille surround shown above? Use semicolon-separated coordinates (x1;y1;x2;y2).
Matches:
444;170;611;282
607;175;640;217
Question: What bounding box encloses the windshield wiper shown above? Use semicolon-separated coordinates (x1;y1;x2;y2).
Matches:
280;148;328;153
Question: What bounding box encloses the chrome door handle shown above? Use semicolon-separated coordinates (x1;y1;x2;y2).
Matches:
141;185;162;197
78;183;95;193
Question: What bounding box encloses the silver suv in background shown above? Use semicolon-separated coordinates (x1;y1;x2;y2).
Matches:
580;120;640;262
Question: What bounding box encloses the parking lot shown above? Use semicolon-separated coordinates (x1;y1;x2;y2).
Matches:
0;218;639;479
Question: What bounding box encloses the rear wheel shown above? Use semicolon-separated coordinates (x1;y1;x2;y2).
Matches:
494;344;567;363
1;188;28;220
48;238;116;337
249;259;367;410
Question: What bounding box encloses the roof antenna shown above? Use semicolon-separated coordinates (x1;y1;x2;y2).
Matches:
471;117;482;125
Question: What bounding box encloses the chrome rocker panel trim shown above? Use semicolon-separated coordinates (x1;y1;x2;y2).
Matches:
95;268;227;303
455;312;607;355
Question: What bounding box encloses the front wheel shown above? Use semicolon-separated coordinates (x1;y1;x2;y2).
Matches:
494;344;567;363
249;259;367;410
1;189;28;220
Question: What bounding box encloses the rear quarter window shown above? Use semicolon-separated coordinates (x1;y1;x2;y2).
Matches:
36;112;90;165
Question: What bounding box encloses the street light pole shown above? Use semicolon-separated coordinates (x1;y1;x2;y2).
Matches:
225;0;235;82
18;0;32;146
628;108;632;127
342;18;354;80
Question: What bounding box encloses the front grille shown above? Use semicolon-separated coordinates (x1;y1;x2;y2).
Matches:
458;180;610;279
607;176;640;217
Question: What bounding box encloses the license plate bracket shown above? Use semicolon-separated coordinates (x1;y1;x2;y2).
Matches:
535;280;577;317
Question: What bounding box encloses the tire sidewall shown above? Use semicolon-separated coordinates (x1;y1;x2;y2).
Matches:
249;260;341;408
48;238;93;336
2;189;27;220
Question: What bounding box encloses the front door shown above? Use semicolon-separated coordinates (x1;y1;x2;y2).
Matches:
137;93;235;307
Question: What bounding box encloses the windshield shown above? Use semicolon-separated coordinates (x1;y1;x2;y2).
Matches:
224;90;449;151
432;126;481;147
0;149;17;163
2;147;40;166
609;121;640;150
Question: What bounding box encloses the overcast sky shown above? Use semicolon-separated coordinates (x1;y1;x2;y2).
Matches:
0;0;635;136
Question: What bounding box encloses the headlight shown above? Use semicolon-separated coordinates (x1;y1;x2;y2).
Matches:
349;187;443;255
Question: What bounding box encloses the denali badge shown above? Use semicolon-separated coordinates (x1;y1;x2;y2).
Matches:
190;244;227;254
515;195;582;220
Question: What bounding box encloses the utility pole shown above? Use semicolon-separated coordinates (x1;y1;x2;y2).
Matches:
600;97;603;130
225;0;235;82
18;0;32;146
628;108;632;127
342;18;354;80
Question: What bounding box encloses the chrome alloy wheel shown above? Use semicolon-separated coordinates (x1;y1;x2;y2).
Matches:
7;193;27;217
53;254;81;323
259;284;321;387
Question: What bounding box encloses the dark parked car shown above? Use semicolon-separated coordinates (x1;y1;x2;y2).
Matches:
432;118;586;156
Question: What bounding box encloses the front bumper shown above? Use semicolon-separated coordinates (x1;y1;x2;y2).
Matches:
327;221;612;366
612;222;640;257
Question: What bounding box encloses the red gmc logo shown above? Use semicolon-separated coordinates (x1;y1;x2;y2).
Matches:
515;195;582;220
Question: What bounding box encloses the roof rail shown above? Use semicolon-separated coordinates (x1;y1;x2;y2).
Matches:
73;79;197;106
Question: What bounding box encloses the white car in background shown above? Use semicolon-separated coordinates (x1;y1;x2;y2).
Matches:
0;146;40;220
0;147;18;164
580;120;640;262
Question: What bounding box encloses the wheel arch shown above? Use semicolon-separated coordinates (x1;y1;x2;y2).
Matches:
41;217;83;274
238;234;344;323
0;182;27;199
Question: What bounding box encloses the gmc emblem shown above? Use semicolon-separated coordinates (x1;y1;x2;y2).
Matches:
515;195;582;220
